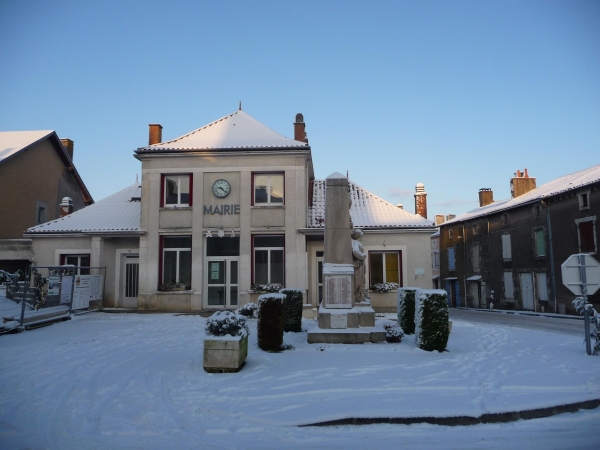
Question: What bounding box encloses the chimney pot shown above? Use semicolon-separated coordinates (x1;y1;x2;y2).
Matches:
149;124;163;145
414;183;427;218
294;114;308;143
59;197;74;217
60;138;74;160
478;188;494;207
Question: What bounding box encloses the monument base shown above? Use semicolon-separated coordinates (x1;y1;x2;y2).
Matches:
308;304;382;344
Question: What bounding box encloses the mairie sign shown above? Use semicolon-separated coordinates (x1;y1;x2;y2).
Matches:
203;204;240;215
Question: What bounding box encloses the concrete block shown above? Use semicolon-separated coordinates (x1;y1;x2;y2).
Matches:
203;336;248;373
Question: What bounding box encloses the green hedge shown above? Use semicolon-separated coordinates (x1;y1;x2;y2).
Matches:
257;293;285;352
415;289;450;352
397;287;419;335
279;288;303;332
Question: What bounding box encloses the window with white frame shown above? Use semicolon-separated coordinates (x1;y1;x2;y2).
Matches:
161;236;191;287
253;173;284;205
576;216;597;254
369;251;401;287
253;235;284;284
432;251;440;269
61;254;90;275
162;174;191;207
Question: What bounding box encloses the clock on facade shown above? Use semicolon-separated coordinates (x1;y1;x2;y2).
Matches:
212;179;231;198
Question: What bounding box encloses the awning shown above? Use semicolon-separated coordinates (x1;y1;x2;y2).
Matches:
444;277;457;281
466;275;482;281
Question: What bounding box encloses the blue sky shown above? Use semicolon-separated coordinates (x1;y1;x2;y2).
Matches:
1;0;599;217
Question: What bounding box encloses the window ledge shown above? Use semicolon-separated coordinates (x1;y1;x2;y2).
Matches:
156;290;194;295
252;205;285;209
160;206;192;211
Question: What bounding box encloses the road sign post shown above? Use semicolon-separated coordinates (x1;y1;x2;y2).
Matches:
561;254;600;356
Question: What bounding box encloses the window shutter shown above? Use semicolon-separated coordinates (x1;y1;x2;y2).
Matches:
448;248;456;271
502;234;512;260
503;272;514;299
579;221;595;253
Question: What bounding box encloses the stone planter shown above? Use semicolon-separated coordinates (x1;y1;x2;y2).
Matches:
203;335;248;373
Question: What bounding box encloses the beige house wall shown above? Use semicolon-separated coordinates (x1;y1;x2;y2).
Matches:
306;230;433;312
0;140;87;238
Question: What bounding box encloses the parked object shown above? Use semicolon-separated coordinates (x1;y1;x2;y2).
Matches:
203;311;249;373
279;288;303;332
415;289;450;352
257;293;285;351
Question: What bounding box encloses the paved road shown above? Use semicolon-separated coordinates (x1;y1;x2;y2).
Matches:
449;308;586;336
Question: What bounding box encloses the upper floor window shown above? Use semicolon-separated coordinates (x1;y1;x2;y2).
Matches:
534;229;546;257
501;213;509;226
501;234;512;260
253;173;284;205
432;251;440;269
533;204;541;219
448;229;454;240
448;247;456;271
578;190;591;210
576;217;597;254
161;174;192;207
369;251;401;286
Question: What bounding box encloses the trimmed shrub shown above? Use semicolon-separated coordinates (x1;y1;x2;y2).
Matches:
415;289;450;352
385;324;404;343
235;302;258;319
279;288;303;332
397;288;419;335
205;311;249;338
257;293;285;352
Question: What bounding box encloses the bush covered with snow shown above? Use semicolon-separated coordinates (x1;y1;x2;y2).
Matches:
415;289;450;352
384;323;404;343
250;283;282;293
397;287;419;335
257;293;285;351
205;311;249;338
235;302;258;319
279;288;303;332
370;282;399;293
572;297;600;356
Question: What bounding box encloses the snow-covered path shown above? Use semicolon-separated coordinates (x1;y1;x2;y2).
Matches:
1;312;599;449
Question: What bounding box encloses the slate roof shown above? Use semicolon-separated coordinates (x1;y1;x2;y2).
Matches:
308;179;435;229
444;164;600;226
26;183;141;234
136;110;309;153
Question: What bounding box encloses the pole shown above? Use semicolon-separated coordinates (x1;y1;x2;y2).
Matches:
579;254;592;355
19;273;28;329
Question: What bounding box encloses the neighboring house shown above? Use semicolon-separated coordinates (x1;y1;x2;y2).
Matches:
0;131;93;272
21;108;435;312
431;214;456;289
24;183;142;307
439;166;600;314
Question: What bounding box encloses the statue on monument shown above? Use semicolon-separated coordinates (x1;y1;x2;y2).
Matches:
351;228;366;304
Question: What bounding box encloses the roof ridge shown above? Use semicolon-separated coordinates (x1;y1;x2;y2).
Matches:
153;111;239;147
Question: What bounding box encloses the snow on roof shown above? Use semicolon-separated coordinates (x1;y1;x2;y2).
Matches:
308;179;435;229
444;164;600;226
26;183;142;234
0;130;54;163
136;110;308;152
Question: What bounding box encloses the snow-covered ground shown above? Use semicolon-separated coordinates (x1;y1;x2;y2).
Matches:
1;312;599;449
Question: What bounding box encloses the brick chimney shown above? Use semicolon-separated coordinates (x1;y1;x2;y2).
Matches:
60;197;74;217
435;214;445;225
149;124;163;145
294;113;308;143
510;168;536;198
478;188;494;207
414;183;427;218
60;138;74;160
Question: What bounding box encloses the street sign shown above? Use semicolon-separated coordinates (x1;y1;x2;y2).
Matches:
561;253;600;296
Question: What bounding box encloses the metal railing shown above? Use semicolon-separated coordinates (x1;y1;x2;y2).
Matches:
0;265;105;333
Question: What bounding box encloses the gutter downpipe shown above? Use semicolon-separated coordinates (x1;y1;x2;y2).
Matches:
543;200;557;313
463;224;467;309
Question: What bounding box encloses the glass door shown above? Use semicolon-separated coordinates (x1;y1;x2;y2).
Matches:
206;258;239;308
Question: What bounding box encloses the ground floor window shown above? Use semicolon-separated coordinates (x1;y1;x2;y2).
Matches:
60;254;90;275
369;251;401;287
161;236;191;287
253;235;284;285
